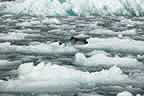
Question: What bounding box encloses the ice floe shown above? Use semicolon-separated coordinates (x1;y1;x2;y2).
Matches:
74;52;144;69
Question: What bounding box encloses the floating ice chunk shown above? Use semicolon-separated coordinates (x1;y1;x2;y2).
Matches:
74;52;143;69
89;29;137;36
16;22;32;27
75;37;144;54
78;92;103;96
74;53;87;65
17;62;85;81
0;60;10;64
73;34;89;40
0;79;81;94
118;34;123;39
117;91;133;96
38;94;60;96
0;42;77;56
0;32;28;40
29;42;41;45
0;42;11;46
0;80;4;82
0;62;129;93
42;18;61;24
17;62;128;86
136;94;141;96
15;42;77;56
16;20;40;26
89;66;128;86
29;21;41;25
86;50;108;56
18;62;34;79
87;37;143;45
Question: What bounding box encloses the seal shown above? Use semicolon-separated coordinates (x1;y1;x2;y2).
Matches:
70;34;89;45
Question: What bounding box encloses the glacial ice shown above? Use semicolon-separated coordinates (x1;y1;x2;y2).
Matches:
1;0;144;16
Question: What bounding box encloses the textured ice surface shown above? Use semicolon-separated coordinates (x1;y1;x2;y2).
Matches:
117;91;133;96
17;62;128;85
2;0;144;16
0;62;129;94
75;37;144;54
74;52;143;68
0;13;143;95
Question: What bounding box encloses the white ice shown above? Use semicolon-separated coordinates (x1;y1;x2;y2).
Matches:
74;52;143;68
17;62;128;88
2;0;144;16
117;91;133;96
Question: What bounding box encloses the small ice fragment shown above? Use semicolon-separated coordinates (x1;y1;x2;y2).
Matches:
117;91;133;96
